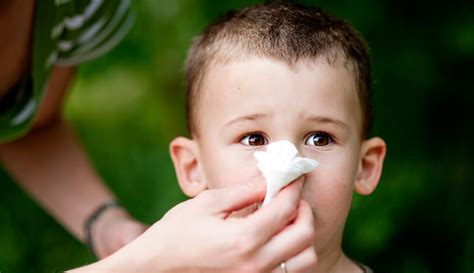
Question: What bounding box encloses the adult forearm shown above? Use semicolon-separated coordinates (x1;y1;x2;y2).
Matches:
0;120;117;241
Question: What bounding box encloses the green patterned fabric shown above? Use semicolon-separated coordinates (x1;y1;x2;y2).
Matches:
0;0;135;141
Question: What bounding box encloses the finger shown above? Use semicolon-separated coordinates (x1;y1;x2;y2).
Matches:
197;178;267;216
257;200;315;270
278;246;317;273
241;178;305;246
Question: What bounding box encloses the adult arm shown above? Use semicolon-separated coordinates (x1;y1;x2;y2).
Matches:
68;179;317;273
0;66;146;258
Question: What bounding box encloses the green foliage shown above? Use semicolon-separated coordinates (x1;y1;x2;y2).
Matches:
1;0;472;272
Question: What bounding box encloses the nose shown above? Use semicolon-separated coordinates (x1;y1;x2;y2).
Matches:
270;138;304;154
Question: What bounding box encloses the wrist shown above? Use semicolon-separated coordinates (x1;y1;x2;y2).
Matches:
97;226;169;273
84;201;129;258
119;220;181;272
92;206;130;247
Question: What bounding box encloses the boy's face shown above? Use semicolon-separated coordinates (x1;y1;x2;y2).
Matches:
171;56;385;254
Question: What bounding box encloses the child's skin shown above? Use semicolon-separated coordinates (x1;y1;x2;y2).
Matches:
171;56;386;273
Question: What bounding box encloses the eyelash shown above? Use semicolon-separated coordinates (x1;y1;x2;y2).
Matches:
304;131;335;146
239;132;268;146
238;131;335;146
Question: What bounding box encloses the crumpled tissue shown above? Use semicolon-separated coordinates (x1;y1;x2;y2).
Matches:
254;140;319;207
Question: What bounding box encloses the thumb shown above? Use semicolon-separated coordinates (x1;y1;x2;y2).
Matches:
207;178;266;216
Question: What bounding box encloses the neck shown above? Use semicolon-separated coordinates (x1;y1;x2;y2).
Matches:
313;247;363;273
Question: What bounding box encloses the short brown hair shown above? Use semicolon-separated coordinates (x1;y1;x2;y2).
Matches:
185;1;373;139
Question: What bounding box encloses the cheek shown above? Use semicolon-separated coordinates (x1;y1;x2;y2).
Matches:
201;149;263;218
302;150;359;245
304;166;354;220
199;145;267;218
201;148;262;189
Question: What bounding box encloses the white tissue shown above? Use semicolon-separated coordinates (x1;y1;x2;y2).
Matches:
253;140;318;207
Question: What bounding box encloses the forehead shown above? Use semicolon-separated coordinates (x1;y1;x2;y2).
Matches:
196;56;362;134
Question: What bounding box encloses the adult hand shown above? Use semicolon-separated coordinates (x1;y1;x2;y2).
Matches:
69;177;317;273
268;200;317;273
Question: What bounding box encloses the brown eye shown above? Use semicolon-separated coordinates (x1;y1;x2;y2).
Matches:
305;132;332;146
240;133;267;146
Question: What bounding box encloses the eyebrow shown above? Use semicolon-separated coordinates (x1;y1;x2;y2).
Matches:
224;113;268;128
224;113;349;131
306;116;350;131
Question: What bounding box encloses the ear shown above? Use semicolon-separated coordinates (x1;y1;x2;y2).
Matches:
169;137;208;197
354;137;387;195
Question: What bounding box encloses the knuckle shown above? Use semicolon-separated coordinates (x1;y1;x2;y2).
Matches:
238;224;262;251
310;255;318;268
228;232;256;257
241;236;258;255
280;201;298;217
243;180;258;191
300;224;315;242
240;260;265;273
307;250;318;270
305;246;318;266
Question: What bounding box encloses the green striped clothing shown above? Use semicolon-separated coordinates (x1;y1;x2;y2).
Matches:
0;0;135;141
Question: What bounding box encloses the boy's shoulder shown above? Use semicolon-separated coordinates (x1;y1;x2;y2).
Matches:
354;260;373;273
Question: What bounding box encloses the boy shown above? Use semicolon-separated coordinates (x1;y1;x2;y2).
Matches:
170;2;386;272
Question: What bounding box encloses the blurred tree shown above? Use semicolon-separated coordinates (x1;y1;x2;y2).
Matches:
0;0;472;272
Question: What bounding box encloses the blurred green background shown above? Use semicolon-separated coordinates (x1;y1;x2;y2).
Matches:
1;0;473;272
